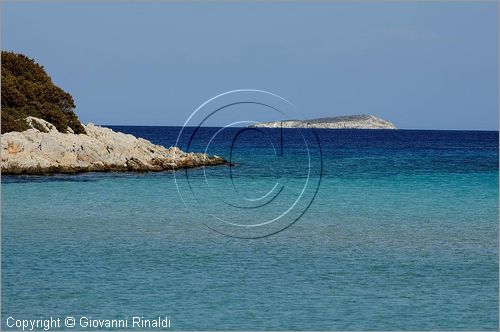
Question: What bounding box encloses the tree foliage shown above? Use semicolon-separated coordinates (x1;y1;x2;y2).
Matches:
1;51;86;134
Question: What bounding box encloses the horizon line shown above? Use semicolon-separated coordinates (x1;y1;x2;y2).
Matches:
97;124;499;132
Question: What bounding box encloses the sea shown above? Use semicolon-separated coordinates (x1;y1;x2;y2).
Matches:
2;127;498;330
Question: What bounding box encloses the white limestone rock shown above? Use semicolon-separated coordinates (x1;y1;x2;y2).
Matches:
1;117;226;175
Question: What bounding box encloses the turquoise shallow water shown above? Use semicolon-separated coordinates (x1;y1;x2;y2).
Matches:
2;128;498;330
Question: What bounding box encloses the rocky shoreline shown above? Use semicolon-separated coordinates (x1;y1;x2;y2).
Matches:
1;117;226;175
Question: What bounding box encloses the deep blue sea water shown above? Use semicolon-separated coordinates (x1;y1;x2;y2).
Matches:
2;127;498;330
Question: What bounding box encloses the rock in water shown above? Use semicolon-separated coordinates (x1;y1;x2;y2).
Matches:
251;114;397;129
1;117;226;175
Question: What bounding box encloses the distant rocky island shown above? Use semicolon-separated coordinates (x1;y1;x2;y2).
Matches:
251;115;397;130
1;51;225;175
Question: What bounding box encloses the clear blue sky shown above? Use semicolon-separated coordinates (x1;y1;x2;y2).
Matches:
2;2;498;130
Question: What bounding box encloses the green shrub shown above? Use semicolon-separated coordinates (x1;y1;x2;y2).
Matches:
1;51;86;134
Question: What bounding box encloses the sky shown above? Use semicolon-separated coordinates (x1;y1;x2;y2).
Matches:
2;2;498;130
